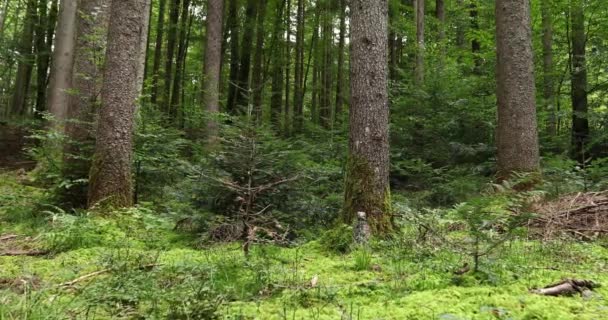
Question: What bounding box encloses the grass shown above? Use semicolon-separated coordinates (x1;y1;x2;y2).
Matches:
1;172;608;319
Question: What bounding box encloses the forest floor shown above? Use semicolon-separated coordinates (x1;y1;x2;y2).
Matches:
1;171;608;319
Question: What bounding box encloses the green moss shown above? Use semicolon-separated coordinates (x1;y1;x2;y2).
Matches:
343;155;394;235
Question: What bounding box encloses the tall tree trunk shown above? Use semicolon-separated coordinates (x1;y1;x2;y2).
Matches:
170;0;191;120
334;0;347;125
455;0;466;49
225;0;240;114
495;0;540;178
470;0;482;72
251;0;267;123
292;0;304;132
233;0;257;114
414;0;425;85
34;0;54;114
163;0;180;115
150;0;167;107
11;0;37;116
570;0;589;163
269;0;285;132
203;0;224;142
62;0;110;209
47;0;77;122
319;7;332;129
436;0;445;42
541;0;556;136
283;0;291;135
88;0;151;208
344;0;392;235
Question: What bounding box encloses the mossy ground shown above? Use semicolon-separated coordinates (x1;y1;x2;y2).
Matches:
1;172;608;319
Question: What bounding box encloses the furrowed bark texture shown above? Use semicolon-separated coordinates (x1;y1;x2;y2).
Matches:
495;0;540;177
88;0;150;208
203;0;224;141
344;0;392;234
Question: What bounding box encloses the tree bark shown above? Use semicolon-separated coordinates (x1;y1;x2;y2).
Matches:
292;0;304;132
470;1;482;72
62;0;110;209
34;0;57;114
169;0;190;120
570;0;589;163
0;0;9;39
11;0;37;116
414;0;425;85
283;0;291;135
233;0;257;114
495;0;540;178
47;0;77;122
203;0;224;142
344;0;392;235
436;0;445;42
88;0;151;208
541;0;556;136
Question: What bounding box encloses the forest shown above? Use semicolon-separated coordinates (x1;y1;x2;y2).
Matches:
0;0;608;318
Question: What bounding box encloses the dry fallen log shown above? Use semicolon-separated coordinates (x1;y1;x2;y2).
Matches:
0;234;19;242
59;264;162;287
0;249;49;256
530;279;599;296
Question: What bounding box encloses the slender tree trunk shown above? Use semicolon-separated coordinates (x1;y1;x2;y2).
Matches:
292;0;304;132
283;0;291;135
455;0;466;49
470;0;482;72
541;0;556;136
269;0;285;132
34;0;54;114
344;0;392;235
11;0;37;116
436;0;445;42
495;0;540;178
62;0;110;208
414;0;424;85
233;0;257;114
203;0;224;142
170;0;191;120
47;0;77;122
251;0;267;123
570;0;589;163
163;0;180;115
88;0;151;208
226;0;240;114
334;0;347;125
319;8;332;129
150;0;167;106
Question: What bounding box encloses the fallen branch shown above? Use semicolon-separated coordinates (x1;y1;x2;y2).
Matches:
0;234;19;242
0;249;49;256
530;279;599;296
59;264;162;287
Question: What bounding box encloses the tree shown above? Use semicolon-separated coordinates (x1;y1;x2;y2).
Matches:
570;0;589;163
47;0;77;122
334;0;347;124
495;0;539;178
344;0;392;234
88;0;151;208
62;0;110;208
34;0;58;114
233;0;257;113
251;0;267;123
10;0;37;115
0;0;9;38
150;0;167;106
203;0;224;142
541;0;556;136
163;0;180;114
414;0;424;84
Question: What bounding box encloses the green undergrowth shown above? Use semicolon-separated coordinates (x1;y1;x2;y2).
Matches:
1;172;608;319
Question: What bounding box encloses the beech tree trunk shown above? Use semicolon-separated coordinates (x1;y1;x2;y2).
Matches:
344;0;392;235
88;0;151;208
570;0;589;163
203;0;224;141
495;0;540;178
541;0;556;136
47;0;77;122
62;0;110;208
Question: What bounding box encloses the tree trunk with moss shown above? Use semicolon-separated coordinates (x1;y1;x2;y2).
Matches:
344;0;392;235
495;0;539;178
88;0;151;208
